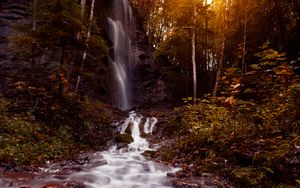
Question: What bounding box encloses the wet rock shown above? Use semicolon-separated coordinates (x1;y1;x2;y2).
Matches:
175;170;188;178
64;181;86;188
173;177;231;188
172;179;200;188
40;182;66;188
78;123;114;147
115;133;134;144
143;150;157;158
116;142;129;150
172;172;234;188
167;172;176;178
0;179;18;187
73;156;90;165
19;186;31;188
87;160;108;168
70;174;97;183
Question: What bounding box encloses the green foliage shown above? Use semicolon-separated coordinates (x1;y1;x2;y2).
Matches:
232;167;268;186
220;67;242;97
8;0;108;97
0;91;119;166
158;84;300;187
242;43;296;100
0;116;82;165
0;95;8;113
156;40;299;187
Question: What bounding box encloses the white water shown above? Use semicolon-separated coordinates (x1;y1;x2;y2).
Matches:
108;0;134;110
67;112;178;188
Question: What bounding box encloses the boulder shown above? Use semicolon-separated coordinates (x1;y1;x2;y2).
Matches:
115;133;134;144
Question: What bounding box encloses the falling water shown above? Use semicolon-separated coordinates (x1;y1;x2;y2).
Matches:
108;0;134;110
18;112;178;188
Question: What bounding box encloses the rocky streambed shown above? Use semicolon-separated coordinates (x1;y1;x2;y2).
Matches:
0;109;233;188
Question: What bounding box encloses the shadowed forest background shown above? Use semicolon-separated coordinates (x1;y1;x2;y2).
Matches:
0;0;299;187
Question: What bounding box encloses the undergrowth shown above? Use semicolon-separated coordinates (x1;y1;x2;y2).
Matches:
158;84;300;187
0;92;118;166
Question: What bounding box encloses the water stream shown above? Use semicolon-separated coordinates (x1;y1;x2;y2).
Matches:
65;112;178;188
2;112;178;188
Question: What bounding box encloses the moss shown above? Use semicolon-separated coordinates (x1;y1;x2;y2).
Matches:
0;116;84;165
0;94;119;166
232;167;267;187
158;148;176;162
115;134;134;144
143;150;157;158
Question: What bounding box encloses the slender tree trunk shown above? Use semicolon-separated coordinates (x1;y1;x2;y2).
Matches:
30;0;37;83
32;0;36;31
75;0;95;93
31;0;37;67
213;0;230;97
192;6;197;104
76;0;86;40
204;0;208;71
241;0;247;74
67;0;86;82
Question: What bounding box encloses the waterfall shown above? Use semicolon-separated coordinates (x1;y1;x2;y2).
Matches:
108;0;134;110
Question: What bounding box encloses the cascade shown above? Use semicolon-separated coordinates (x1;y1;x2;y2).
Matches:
25;112;178;188
108;0;134;110
67;112;177;188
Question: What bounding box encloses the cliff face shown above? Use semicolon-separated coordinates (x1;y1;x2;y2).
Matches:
132;29;167;104
0;0;28;61
0;0;29;91
0;0;167;106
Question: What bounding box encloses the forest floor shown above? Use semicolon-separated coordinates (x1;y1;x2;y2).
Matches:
0;85;299;188
0;91;125;169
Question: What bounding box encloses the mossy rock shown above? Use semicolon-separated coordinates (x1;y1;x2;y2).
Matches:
115;134;134;144
124;123;132;135
143;150;157;158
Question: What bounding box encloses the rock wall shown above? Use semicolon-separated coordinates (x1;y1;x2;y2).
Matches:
0;0;28;61
132;29;167;104
0;0;29;91
0;0;168;106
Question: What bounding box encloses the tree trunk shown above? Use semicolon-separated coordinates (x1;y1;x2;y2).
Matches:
76;0;86;40
204;0;208;71
213;0;230;97
192;6;197;104
67;0;86;81
241;0;247;74
32;0;36;31
75;0;95;93
31;0;37;67
30;0;37;83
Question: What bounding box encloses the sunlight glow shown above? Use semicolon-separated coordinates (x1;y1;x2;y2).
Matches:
207;0;213;5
